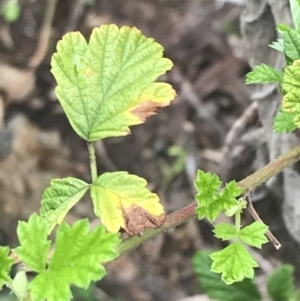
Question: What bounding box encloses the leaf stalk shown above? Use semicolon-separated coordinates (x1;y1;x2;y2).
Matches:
87;142;98;183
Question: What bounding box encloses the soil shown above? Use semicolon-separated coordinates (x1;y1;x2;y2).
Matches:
0;1;278;300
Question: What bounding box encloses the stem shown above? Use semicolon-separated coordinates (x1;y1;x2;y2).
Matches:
235;210;241;234
117;203;196;255
87;142;98;183
117;142;300;256
238;143;300;194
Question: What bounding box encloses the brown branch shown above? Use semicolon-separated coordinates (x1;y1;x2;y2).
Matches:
117;142;300;256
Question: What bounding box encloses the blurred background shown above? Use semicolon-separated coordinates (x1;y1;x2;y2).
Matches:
0;0;298;300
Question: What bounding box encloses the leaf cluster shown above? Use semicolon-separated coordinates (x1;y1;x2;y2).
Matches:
246;0;300;133
0;24;175;300
195;171;268;284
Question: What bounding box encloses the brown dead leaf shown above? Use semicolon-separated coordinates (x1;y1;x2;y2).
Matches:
130;101;159;122
122;205;166;236
131;100;170;122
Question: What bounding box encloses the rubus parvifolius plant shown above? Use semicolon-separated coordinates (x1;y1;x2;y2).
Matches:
3;1;300;299
0;24;176;301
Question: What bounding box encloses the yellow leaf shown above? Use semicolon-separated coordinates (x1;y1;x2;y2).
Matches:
90;172;165;235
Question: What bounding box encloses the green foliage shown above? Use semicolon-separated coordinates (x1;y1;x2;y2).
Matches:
194;170;241;222
9;271;29;301
283;30;300;61
267;265;300;301
1;0;20;23
193;250;261;301
0;24;175;300
290;0;300;31
246;64;282;84
210;242;258;284
15;214;51;273
239;222;269;248
51;24;175;141
40;177;90;234
193;251;300;301
246;0;300;133
29;219;120;301
195;171;268;284
0;247;13;290
273;108;298;133
269;39;284;52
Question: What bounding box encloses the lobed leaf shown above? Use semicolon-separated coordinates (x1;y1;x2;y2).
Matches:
15;214;50;273
29;219;120;301
193;250;261;301
194;171;240;223
267;264;300;301
290;0;300;31
283;30;300;61
213;223;238;241
281;60;300;128
0;246;13;289
269;39;284;52
273;108;298;133
194;170;223;222
90;171;165;235
210;242;258;284
239;222;269;249
220;181;241;210
51;24;175;141
40;177;90;234
246;64;282;84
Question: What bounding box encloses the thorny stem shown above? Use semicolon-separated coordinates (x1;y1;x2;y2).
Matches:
117;142;300;256
87;142;98;183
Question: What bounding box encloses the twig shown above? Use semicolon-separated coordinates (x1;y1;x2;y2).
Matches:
117;142;300;256
246;195;281;250
29;0;58;68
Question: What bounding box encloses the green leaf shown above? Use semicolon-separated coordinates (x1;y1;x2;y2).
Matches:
15;214;50;273
280;60;300;128
29;219;120;301
213;223;237;241
210;242;258;284
194;171;241;223
276;23;293;34
267;264;300;301
90;171;165;235
246;64;282;84
220;181;241;210
40;177;90;234
273;108;297;133
0;246;13;289
282;60;300;95
193;250;261;301
51;24;175;141
194;170;223;222
283;30;300;61
269;39;284;52
239;222;269;248
10;271;29;300
290;0;300;30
